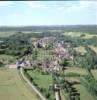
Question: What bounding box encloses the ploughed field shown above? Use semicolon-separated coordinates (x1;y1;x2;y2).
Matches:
0;68;39;100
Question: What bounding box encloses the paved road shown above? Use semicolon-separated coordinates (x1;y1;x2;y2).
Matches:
20;68;47;100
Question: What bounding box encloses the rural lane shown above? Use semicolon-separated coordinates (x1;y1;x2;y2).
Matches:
20;67;47;100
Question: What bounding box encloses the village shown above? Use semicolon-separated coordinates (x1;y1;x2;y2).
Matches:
14;37;73;72
10;36;75;100
0;1;97;100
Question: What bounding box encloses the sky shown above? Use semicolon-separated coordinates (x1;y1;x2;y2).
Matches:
0;1;97;26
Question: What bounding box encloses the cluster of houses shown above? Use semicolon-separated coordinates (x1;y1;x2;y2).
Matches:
30;37;55;48
15;37;73;72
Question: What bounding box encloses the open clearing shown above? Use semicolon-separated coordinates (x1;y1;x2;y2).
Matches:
0;68;39;100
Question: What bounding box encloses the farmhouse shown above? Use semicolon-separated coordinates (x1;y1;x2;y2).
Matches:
16;58;31;69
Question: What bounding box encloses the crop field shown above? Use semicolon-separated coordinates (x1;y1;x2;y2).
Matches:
0;68;39;100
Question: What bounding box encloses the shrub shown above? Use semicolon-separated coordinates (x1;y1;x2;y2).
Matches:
0;61;4;67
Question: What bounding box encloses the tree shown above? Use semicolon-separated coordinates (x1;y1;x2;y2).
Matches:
0;61;4;67
60;58;68;73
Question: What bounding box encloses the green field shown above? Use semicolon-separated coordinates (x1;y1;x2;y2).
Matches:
65;67;88;76
27;69;55;99
74;84;95;100
63;32;82;37
91;69;97;81
89;46;97;54
37;49;53;60
27;69;52;90
82;34;97;39
0;68;39;100
0;54;16;64
0;32;15;37
63;32;97;39
64;67;96;100
73;46;87;55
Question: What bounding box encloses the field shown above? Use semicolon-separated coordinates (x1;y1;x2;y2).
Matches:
63;32;82;37
0;54;16;64
27;69;52;90
0;68;39;100
26;69;55;99
37;49;53;60
0;32;15;37
91;69;97;81
0;31;42;38
65;67;88;76
74;84;95;100
73;46;86;55
64;67;96;100
89;46;97;54
63;32;97;39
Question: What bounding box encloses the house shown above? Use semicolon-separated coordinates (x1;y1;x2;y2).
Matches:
55;44;69;56
32;37;56;49
16;58;31;69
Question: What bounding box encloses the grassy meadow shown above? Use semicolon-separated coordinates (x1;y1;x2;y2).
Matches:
0;68;39;100
74;84;95;100
0;32;15;37
63;32;97;39
73;46;87;55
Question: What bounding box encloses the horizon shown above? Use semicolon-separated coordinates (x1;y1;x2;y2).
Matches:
0;1;97;26
0;24;97;27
